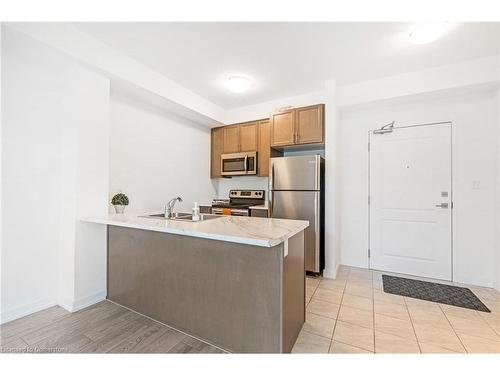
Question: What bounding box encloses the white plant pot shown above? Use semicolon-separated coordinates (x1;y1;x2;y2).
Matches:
114;205;126;214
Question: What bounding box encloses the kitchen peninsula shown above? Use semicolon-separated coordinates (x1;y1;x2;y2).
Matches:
82;213;308;353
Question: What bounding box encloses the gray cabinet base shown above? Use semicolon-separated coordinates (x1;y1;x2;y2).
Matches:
107;226;304;353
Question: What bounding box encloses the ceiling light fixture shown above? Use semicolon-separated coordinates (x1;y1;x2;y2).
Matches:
408;22;450;44
226;76;251;93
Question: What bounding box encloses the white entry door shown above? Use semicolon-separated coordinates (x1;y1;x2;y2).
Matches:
369;123;452;281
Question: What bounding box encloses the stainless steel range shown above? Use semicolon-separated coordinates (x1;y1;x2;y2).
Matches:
211;190;265;216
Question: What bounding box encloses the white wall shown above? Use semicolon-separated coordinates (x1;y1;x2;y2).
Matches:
109;92;217;213
57;63;110;313
1;28;110;322
324;82;341;279
497;37;500;293
2;30;62;321
338;88;499;288
224;90;328;124
7;23;224;126
338;56;499;108
215;176;268;199
497;84;500;292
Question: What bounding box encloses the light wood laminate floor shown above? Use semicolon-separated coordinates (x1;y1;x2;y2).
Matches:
0;300;224;354
293;266;500;354
3;265;499;354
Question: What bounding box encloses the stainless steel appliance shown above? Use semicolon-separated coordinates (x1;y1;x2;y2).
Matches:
211;189;265;216
269;155;325;273
221;152;257;176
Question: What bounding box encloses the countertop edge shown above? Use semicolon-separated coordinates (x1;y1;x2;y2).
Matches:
80;216;308;248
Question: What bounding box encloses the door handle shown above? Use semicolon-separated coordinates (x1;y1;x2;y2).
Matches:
244;155;248;173
435;203;449;208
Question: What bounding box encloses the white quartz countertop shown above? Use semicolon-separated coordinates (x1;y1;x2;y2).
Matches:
81;211;308;247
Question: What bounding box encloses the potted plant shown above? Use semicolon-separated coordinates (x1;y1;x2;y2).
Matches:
111;193;129;214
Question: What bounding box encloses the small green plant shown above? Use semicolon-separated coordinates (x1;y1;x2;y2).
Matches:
111;193;129;206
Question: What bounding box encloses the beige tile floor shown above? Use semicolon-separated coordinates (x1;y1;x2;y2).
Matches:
292;265;500;354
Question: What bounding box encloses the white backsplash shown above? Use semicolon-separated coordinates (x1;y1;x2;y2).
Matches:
215;176;269;199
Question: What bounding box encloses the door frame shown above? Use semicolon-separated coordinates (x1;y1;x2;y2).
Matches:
367;121;454;281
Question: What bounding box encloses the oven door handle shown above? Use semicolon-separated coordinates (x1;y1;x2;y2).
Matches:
231;209;249;216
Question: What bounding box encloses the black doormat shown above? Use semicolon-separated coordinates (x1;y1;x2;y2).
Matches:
382;275;491;313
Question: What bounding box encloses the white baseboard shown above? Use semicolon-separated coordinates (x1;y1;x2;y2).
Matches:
58;290;106;313
0;297;56;324
323;263;339;279
0;291;106;324
70;290;106;312
57;294;75;312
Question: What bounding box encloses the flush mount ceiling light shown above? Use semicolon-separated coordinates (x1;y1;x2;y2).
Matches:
408;22;450;44
226;76;252;93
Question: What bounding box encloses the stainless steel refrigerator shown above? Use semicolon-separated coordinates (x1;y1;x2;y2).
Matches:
269;155;325;273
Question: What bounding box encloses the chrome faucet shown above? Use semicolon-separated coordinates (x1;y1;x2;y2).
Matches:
165;196;183;218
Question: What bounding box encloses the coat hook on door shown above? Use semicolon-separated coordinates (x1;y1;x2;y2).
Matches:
373;121;395;134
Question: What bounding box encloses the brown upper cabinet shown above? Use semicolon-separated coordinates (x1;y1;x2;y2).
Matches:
270;110;295;146
271;104;324;147
239;122;258;152
210;127;224;178
257;119;271;177
222;121;258;153
211;104;323;178
222;125;240;153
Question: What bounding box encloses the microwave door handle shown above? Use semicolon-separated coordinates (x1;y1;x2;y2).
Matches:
244;155;248;173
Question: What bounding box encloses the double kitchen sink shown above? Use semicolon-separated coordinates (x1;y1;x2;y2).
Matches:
141;213;220;222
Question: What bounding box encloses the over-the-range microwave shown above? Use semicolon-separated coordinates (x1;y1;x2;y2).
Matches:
220;151;257;176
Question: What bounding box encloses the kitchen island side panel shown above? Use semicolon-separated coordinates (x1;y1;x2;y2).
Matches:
107;225;283;353
282;230;305;353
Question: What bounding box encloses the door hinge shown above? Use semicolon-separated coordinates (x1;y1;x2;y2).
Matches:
368;249;371;258
451;201;454;209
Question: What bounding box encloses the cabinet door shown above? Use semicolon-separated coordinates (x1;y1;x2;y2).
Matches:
239;122;258;152
223;125;240;153
295;104;324;144
211;127;224;178
258;119;271;177
250;208;269;218
271;110;295;146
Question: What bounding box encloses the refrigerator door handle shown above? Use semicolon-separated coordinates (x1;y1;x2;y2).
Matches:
315;155;320;190
269;162;274;217
269;190;273;218
314;192;320;268
269;161;274;191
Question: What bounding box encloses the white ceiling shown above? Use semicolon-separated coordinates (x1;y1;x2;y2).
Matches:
75;22;499;109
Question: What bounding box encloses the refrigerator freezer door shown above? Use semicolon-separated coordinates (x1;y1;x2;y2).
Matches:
270;155;320;191
271;190;320;272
